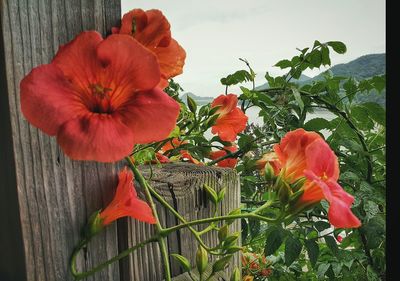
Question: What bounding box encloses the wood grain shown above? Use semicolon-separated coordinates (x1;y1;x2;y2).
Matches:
1;1;241;280
1;1;121;280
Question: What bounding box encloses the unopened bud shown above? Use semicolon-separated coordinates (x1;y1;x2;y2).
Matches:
263;162;275;181
196;246;208;275
278;181;292;205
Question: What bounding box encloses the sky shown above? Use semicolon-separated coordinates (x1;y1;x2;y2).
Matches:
122;0;385;97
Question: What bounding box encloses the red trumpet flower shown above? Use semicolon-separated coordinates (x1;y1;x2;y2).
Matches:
20;31;180;162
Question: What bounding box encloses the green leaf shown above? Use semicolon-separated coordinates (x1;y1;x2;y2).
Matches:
264;227;285;256
317;264;330;279
363;216;385;249
314;221;331;232
171;254;191;272
324;236;339;256
327;41;347;54
218;187;227;203
367;265;380;281
361;102;385;126
371;75;386;93
220;70;253;86
275;59;292;69
321;46;331;66
309;50;322;68
212;255;233;273
304;239;319;267
304;118;331;131
284;236;303;266
291;86;304;112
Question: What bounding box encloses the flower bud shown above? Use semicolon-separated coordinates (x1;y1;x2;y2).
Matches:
218;225;229;242
291;177;306;192
230;267;241;281
196;246;208;275
278;181;292;205
263;162;276;181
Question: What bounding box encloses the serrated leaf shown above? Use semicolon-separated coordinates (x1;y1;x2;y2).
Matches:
305;239;319;267
284;236;303;266
327;41;347;54
361;102;385;126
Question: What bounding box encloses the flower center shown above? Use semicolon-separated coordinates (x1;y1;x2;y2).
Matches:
88;83;113;114
321;172;329;181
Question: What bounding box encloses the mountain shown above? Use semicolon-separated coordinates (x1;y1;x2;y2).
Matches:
180;92;214;105
179;54;386;106
306;53;385;82
255;74;311;91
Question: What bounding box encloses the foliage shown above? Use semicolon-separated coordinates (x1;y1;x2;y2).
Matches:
161;40;385;280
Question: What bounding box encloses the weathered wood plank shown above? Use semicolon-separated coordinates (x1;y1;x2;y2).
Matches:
1;1;121;280
126;163;241;281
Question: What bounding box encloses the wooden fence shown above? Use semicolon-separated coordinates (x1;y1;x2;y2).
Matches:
0;1;241;280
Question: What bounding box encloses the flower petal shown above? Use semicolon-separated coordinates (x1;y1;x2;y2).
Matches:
211;94;238;116
305;139;339;180
211;107;248;142
56;114;134;162
120;9;171;48
209;145;238;168
20;64;88;135
52;31;103;94
304;170;361;228
273;129;321;182
96;34;161;96
116;88;180;144
156;38;186;86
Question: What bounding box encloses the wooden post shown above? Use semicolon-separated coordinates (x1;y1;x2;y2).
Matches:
0;1;241;281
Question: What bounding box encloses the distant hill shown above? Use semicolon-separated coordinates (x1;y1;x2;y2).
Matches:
180;92;213;105
306;53;385;82
180;54;386;106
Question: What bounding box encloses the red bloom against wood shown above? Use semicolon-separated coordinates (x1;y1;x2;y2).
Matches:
210;94;248;142
99;168;156;225
116;9;186;89
20;31;180;162
209;145;238;168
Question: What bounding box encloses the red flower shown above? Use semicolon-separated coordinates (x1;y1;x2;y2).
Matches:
115;9;186;89
210;94;248;142
99;168;156;225
209;145;238;168
179;150;203;165
154;152;171;163
261;268;272;277
301;139;361;228
337;235;343;243
273;129;321;182
274;129;361;228
20;31;180;162
161;138;188;153
256;152;282;175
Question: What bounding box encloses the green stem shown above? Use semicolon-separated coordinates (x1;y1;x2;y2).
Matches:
70;236;157;280
126;157;172;281
162;213;277;235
